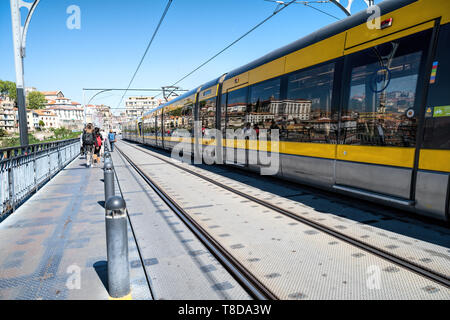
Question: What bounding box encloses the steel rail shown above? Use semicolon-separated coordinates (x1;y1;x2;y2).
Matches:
120;140;450;289
116;145;278;300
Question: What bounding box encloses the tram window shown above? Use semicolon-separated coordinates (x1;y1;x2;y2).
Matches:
199;97;216;134
143;118;154;135
342;30;431;147
423;24;450;150
226;87;248;131
163;108;175;136
248;78;281;138
178;104;194;135
285;63;336;143
166;105;182;136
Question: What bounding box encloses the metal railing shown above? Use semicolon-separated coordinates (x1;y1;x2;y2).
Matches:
0;138;81;219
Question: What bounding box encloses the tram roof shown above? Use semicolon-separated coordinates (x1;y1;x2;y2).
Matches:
224;0;416;80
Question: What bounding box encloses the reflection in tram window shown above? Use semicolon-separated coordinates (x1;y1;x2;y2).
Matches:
226;87;248;131
199;97;216;136
286;63;336;143
342;30;430;147
248;78;281;138
181;104;194;135
164;103;194;138
143;116;155;135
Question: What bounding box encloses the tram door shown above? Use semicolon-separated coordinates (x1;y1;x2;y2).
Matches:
335;27;433;202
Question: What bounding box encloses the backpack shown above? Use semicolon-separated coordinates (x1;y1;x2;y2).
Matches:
83;132;94;145
95;135;102;147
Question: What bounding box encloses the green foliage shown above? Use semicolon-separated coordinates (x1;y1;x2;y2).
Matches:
0;128;81;149
0;129;7;137
168;108;182;117
39;120;45;127
27;91;46;109
0;80;17;103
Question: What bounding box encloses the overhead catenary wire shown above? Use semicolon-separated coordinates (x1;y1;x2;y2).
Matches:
160;0;298;99
115;0;173;110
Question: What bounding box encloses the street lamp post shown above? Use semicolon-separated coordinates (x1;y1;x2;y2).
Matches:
10;0;40;147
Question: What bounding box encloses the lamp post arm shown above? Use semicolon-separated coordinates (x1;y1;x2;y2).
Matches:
21;0;40;58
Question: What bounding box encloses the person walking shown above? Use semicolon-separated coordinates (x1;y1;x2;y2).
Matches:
100;128;107;157
108;130;117;152
82;123;95;167
93;127;103;166
80;127;86;158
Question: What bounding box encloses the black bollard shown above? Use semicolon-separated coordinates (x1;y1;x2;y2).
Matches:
105;196;131;299
104;161;115;202
104;151;112;165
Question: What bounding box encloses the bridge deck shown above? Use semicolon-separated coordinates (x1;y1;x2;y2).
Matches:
0;155;151;300
0;151;249;300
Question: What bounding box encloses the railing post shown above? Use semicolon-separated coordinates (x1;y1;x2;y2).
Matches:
33;145;37;194
8;159;15;213
57;143;61;170
105;196;130;299
47;144;51;178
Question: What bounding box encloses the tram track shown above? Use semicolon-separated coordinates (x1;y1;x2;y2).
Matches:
116;145;277;300
117;140;450;290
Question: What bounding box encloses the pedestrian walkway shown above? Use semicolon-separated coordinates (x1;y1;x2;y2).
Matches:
0;155;151;300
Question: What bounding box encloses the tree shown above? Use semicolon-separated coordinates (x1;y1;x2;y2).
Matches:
27;91;46;109
39;120;45;128
0;80;17;103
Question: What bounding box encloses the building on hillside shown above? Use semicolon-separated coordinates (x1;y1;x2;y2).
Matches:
46;106;84;131
0;96;16;133
95;105;112;130
84;104;112;130
27;110;40;131
34;109;59;129
14;108;39;132
42;91;64;102
125;96;162;121
110;113;127;134
47;97;72;107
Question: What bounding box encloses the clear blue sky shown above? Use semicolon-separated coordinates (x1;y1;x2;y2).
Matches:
0;0;382;114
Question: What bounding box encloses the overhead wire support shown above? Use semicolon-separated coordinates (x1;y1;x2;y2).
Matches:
264;0;340;19
115;0;173;110
162;0;298;99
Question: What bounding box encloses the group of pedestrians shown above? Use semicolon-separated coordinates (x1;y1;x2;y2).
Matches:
80;123;117;167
